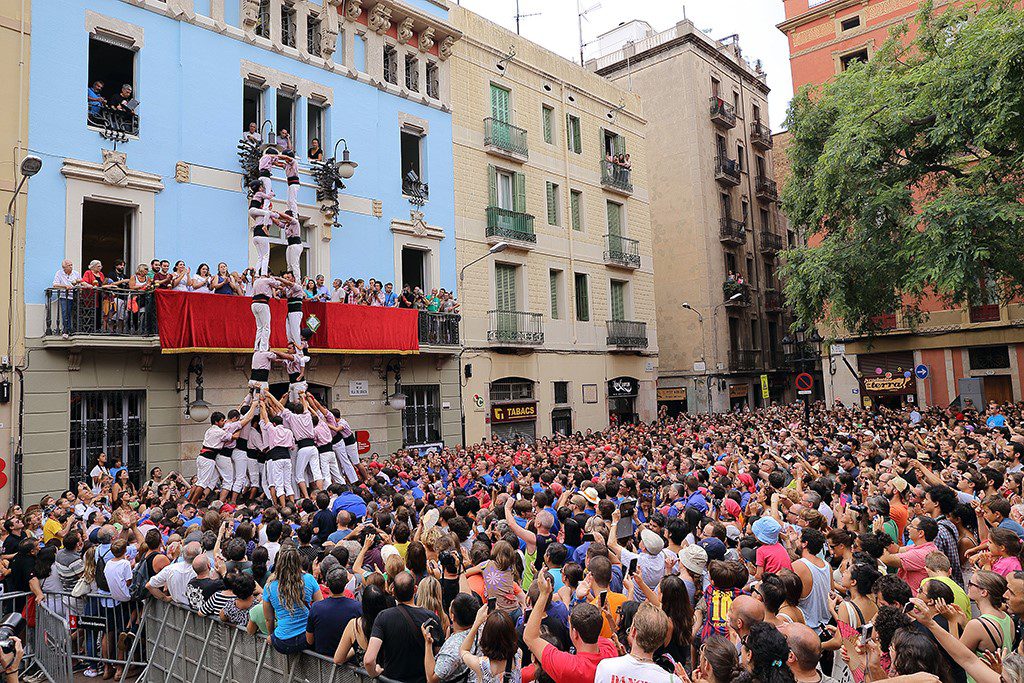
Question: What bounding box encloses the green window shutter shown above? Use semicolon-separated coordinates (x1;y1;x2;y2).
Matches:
542;106;552;144
570;191;582;231
606;201;621;237
566;114;572;151
574;273;589;322
513;172;527;213
598;127;606;157
495;263;517;311
490;84;509;122
549;271;558;319
611;281;625;321
614;133;626;155
572;117;581;154
487;165;497;207
546;182;559;225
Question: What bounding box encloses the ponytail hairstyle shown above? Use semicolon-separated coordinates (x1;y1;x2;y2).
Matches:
701;635;740;683
989;527;1024;568
971;569;1009;609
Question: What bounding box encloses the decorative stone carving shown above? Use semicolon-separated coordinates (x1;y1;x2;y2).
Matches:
321;26;338;59
372;199;383;218
418;27;435;53
397;17;414;45
175;161;191;183
241;0;259;29
102;149;130;187
67;350;82;372
438;35;455;60
140;350;154;372
368;3;391;34
345;0;362;21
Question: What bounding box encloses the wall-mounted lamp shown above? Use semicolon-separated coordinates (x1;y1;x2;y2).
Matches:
183;356;212;423
5;155;42;226
382;359;406;411
333;138;358;179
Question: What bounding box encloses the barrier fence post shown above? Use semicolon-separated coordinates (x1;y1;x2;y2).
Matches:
253;638;270;680
164;609;192;683
139;599;172;682
118;598;151;683
188;619;217;683
215;630;240;683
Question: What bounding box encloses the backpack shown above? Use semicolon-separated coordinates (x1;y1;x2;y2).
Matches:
129;552;157;602
94;549;110;592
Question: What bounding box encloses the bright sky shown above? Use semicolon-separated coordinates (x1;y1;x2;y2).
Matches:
455;0;795;130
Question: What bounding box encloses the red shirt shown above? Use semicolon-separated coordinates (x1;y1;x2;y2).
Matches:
540;638;618;683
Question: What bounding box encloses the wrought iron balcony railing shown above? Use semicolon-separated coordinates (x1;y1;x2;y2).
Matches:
485;206;536;244
484;118;529;159
755;175;778;201
606;320;648;348
751;121;773;149
709;97;737;128
715;156;741;186
88;106;140;139
604;234;641;269
417;311;460;347
600;159;633;194
402;178;429;204
719;218;746;245
488;310;544;345
764;289;784;312
729;349;760;371
45;288;156;337
760;231;783;254
723;281;751;306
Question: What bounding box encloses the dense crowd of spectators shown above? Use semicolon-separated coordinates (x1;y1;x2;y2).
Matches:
7;400;1024;683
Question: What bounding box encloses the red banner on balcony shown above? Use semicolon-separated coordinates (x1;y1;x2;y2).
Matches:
154;290;419;354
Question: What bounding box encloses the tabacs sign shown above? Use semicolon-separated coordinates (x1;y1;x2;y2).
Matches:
491;402;538;423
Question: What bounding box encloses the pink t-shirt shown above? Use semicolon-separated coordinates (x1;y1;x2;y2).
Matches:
993;556;1023;577
756;543;793;574
898;541;937;594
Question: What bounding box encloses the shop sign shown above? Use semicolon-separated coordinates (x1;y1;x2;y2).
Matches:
491;402;538;423
760;374;770;400
355;430;371;455
729;384;749;398
608;377;639;398
863;376;914;394
657;387;686;401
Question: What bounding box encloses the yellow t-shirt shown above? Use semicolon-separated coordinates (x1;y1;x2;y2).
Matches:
43;517;63;543
920;575;971;617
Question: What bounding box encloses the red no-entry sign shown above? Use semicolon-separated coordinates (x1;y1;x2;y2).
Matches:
795;372;814;392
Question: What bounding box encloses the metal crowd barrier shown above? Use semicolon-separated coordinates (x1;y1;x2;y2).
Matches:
141;599;387;683
39;591;148;679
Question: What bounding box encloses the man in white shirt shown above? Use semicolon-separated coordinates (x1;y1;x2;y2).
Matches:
102;539;134;678
52;259;80;336
146;542;202;606
594;603;682;683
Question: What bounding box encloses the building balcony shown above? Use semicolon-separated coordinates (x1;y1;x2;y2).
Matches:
485;206;536;249
719;218;747;246
418;312;460;348
871;313;898;330
44;288;158;345
88;106;140;139
715;156;741;186
488;310;544;346
600;159;633;195
483;118;529;162
728;349;760;372
723;281;751;307
969;304;1001;323
755;176;778;201
764;288;784;312
606;320;648;349
760;230;783;255
603;234;641;269
709;97;737;129
751;121;773;150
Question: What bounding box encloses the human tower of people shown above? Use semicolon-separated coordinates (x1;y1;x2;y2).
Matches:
189;144;368;508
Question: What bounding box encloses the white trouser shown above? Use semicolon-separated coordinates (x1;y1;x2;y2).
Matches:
287;183;299;215
333;443;358;484
286;310;303;348
288;380;308;404
285;244;302;280
260;175;272;194
230;449;249;493
320;450;341;486
247;457;263;492
346;441;360;465
251;303;271;351
251;235;270;276
214;454;233;491
196;457;219;489
267;459;290;497
260;463;273;500
294;445;322;484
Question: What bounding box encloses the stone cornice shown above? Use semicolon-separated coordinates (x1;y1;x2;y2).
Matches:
778;0;864;34
61;155;165;193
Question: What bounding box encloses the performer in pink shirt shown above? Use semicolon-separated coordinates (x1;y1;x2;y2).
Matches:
257;147;278;194
305;393;343;486
280;149;300;216
247;180;277;277
249;350;276;394
278;272;305;350
217;403;257;502
258;394;295;507
250;275;280;352
264;391;322;499
274;342;307;403
280;211;302;281
324;406;360;484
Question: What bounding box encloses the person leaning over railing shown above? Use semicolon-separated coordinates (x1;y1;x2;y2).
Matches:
51;260;80;336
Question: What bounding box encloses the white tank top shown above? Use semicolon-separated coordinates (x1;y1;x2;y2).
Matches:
796;557;832;631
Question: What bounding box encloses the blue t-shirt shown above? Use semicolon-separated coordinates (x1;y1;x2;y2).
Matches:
306;596;362;656
988;414;1007;428
265;573;320;639
331;492;367;519
999;518;1024;540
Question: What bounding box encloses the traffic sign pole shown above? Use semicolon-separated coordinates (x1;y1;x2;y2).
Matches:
795;372;815;424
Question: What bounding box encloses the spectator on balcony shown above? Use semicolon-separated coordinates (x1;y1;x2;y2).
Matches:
425;289;441;313
52;259;80;336
214;262;241;295
129;264;153;293
245;122;262;145
308;137;324;162
369;281;385;307
87;80;106;118
153;260;174;289
315;274;330;302
111;84;137;113
383;282;397;308
303;278;318;300
398;284;415;309
80;259;108;331
278;128;293;153
620;153;631;170
106;259;129;289
190;263;214;294
170;261;190;292
330;279;344;303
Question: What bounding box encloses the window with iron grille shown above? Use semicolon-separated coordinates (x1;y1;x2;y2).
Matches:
384;45;399;85
968;346;1010;370
405;54;419;92
490;378;534;402
554;381;569;405
426;61;439;99
402;385;441;446
281;3;297;47
307;13;322;56
256;0;271;38
70;390;146;489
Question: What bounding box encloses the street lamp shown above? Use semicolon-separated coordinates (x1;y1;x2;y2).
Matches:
5;155;42;225
183;356;212;423
459;242;508;284
383;359;406;410
680;302;712;415
333;139;358;178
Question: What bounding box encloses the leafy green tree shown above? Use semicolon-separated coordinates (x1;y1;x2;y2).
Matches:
780;0;1024;335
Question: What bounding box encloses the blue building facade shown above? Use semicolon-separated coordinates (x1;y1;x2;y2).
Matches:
17;0;463;499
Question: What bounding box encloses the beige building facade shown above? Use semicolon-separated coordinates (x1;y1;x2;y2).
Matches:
591;21;798;414
450;7;658;443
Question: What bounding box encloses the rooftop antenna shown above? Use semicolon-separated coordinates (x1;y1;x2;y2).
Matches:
577;0;601;66
514;0;541;35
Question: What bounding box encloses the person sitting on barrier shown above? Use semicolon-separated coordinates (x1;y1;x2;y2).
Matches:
263;544;323;654
306;567;361;657
146;541;202;607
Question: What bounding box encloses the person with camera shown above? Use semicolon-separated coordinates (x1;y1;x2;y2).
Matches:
422;592;481;683
364;571;442;683
0;629;24;683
